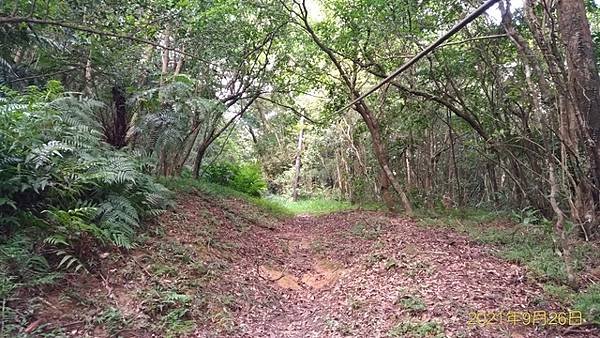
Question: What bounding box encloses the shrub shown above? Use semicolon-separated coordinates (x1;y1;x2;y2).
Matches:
202;162;267;197
202;162;239;187
0;82;172;311
231;163;267;197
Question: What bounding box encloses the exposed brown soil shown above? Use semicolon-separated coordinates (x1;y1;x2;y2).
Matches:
21;192;599;337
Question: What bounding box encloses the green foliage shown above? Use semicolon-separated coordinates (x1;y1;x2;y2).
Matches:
511;207;544;226
160;177;291;217
140;286;195;337
203;162;267;197
394;291;426;313
0;82;172;333
387;320;444;338
574;284;600;324
128;78;224;174
202;162;239;186
95;306;132;336
231;163;268;197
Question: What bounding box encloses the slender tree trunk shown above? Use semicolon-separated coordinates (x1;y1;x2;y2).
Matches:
291;116;305;201
356;102;414;215
191;95;259;179
138;45;154;86
405;147;413;189
547;159;577;287
486;162;499;205
13;49;22;64
160;28;170;84
339;147;353;201
174;46;185;75
335;152;345;197
83;50;93;97
172;123;202;175
448;110;462;206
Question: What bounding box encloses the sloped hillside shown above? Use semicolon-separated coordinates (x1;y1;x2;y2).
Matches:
17;190;596;337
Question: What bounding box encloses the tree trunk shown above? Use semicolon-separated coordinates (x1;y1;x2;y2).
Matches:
379;169;397;212
291;116;305;201
448;110;462;206
557;0;600;231
190;95;259;178
160;28;170;84
174;46;185;75
172;123;202;175
192;139;211;179
547;159;577;287
83;50;93;96
108;86;128;149
355;102;414;215
297;11;413;215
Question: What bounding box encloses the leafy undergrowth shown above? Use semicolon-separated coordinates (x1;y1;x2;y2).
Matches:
6;186;598;337
160;177;292;217
416;208;600;325
161;177;363;216
0;85;173;337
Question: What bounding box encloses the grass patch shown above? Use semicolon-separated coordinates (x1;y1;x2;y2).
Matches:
387;320;444;337
543;283;576;304
266;196;355;215
574;284;600;324
396;294;426;313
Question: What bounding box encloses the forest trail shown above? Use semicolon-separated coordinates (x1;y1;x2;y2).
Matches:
33;192;592;337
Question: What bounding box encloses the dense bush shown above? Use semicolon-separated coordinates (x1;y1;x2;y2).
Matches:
202;162;267;197
0;82;172;294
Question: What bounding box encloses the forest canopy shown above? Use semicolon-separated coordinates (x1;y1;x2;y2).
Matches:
1;0;600;336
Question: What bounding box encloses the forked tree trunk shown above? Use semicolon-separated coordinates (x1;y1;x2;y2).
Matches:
297;10;413;215
354;102;414;215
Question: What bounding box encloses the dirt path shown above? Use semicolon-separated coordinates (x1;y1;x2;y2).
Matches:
30;193;595;337
181;196;588;338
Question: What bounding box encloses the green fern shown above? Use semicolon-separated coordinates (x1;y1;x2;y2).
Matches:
0;82;172;331
55;250;86;272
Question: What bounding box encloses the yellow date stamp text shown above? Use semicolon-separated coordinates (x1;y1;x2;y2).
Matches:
467;310;583;327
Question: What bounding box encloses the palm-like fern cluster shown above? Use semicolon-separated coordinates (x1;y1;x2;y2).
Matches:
127;76;224;175
0;81;173;292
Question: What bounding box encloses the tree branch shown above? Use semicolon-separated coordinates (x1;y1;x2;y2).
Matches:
0;16;213;65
